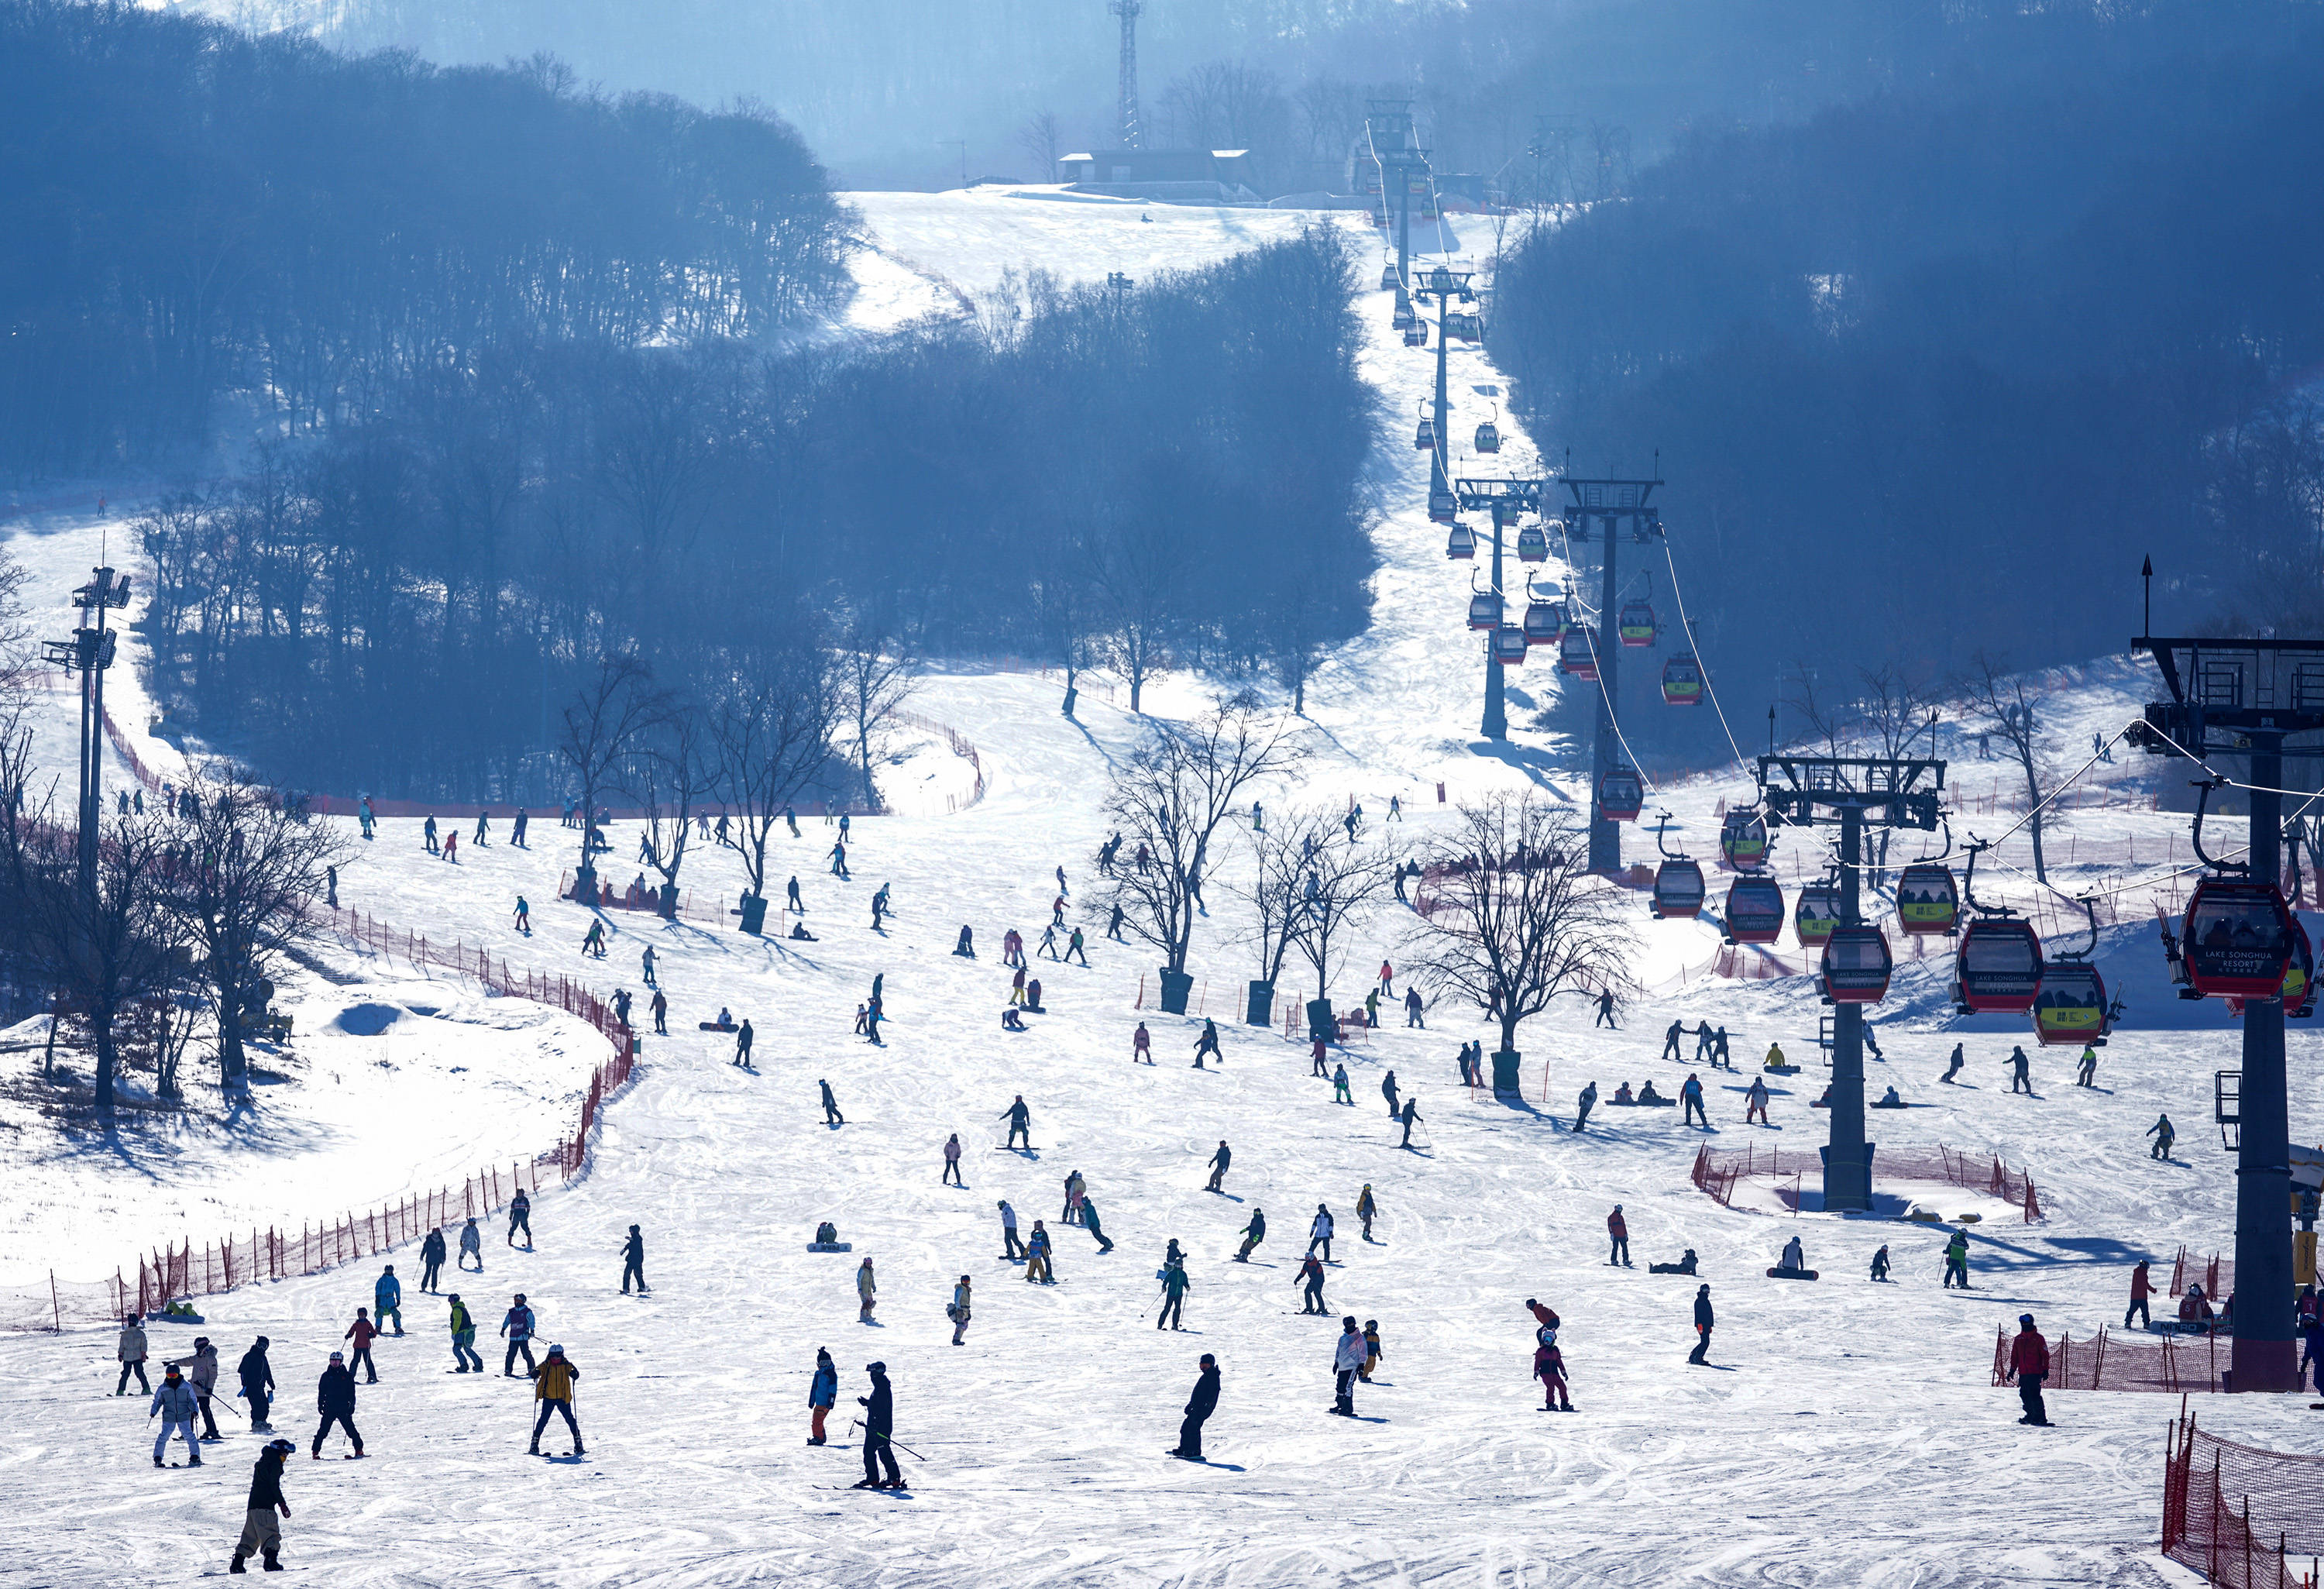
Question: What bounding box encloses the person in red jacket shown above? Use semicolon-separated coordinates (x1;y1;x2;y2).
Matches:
2008;1313;2053;1426
1606;1206;1631;1267
2125;1261;2154;1329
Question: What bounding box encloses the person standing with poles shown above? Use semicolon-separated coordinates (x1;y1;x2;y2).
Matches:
1170;1354;1219;1461
163;1336;223;1443
1398;1096;1422;1149
459;1216;483;1272
420;1226;447;1294
1297;1254;1328;1315
1156;1260;1192;1331
854;1362;902;1489
448;1295;483;1373
527;1345;583;1457
237;1337;276;1432
500;1294;538;1377
311;1353;364;1460
150;1363;203;1467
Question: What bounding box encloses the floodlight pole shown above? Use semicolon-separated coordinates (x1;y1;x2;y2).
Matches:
2238;731;2291;1390
1829;803;1868;1210
1483;498;1508;741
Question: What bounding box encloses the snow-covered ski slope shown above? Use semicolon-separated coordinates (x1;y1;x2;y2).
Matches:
5;188;2319;1588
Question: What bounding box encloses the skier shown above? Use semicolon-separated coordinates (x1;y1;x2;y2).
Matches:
641;946;657;988
1941;1043;1965;1084
1170;1353;1220;1461
1297;1254;1328;1313
311;1352;364;1459
1001;1095;1033;1150
858;1258;878;1322
1404;987;1425;1028
1083;1195;1116;1254
830;840;848;879
343;1309;380;1384
448;1295;483;1372
528;1346;583;1457
1364;988;1381;1028
788;876;805;913
1681;1072;1707;1128
2126;1260;2154;1328
2147;1113;2176;1159
580;920;607;958
160;1334;220;1438
1067;927;1089;966
820;1078;845;1126
1714;1026;1733;1069
420;1227;446;1293
116;1312;150;1396
1574;1080;1598;1133
864;996;884;1044
1156;1259;1192;1330
612;989;634;1030
1193;1020;1222;1068
1107;903;1127;941
808;1348;837;1444
999;1200;1026;1260
1037;922;1058;960
1308;1205;1336;1263
2076;1044;2098;1087
1943;1228;1972;1288
1311;1036;1330;1078
2008;1314;2053;1426
1235;1207;1266;1261
150;1362;203;1467
943;1133;964;1186
228;1436;296;1572
512;809;528;848
1331;1316;1367;1415
237;1337;276;1431
1693;1023;1716;1064
2009;1045;2033;1094
1661;1020;1684;1062
1382;1069;1400;1118
735;1019;755;1069
1689;1284;1714;1364
1063;1169;1085;1224
500;1293;538;1377
1398;1096;1422;1148
621;1226;648;1294
1607;1206;1630;1267
375;1264;403;1336
1026;1222;1055;1285
1871;1245;1892;1281
1205;1140;1232;1193
1133;1023;1152;1064
650;989;668;1035
458;1216;483;1272
1745;1075;1770;1125
1356;1184;1377;1242
950;1276;973;1345
855;1363;902;1489
325;865;337;908
1333;1063;1353;1104
358;795;373;838
1050;893;1067;927
508;1188;532;1248
1594;989;1618;1028
514;897;531;934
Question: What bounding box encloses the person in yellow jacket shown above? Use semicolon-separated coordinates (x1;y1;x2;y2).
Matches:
528;1346;583;1457
1765;1042;1788;1071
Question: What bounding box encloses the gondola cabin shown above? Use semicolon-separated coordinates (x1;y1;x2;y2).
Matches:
1466;591;1504;631
1821;925;1893;1003
1444;523;1475;559
1794;882;1842;945
1475;421;1502;454
1403;323;1427;346
1652;858;1707;919
1443;312;1483;342
1661;653;1704;706
1896;862;1960;935
1428;488;1458;524
1618;600;1656;646
1558;624;1599;679
1490;624;1529;666
1954;918;2044;1013
1719;810;1769;871
1415;416;1436;451
1515;524;1548;562
1379;263;1400;291
2031;962;2109;1046
2181;880;2295;999
1725;876;1786;944
1599;767;1644;822
1522;597;1564;646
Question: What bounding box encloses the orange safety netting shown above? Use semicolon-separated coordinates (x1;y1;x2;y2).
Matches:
2164;1408;2324;1589
2173;1244;2236;1302
1691;1142;2041;1222
1992;1325;2225;1393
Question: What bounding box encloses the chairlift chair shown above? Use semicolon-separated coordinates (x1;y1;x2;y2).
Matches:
1515;522;1547;562
1490;624;1529;667
1598;767;1644;822
1724;875;1786;944
1794;879;1842;945
1719;809;1770;872
1821;925;1893;1003
1660;653;1704;706
1558;624;1599;680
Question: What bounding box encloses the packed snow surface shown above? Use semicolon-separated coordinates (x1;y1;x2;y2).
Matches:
2;191;2315;1589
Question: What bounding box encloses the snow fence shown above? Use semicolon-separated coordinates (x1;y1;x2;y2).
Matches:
1690;1143;2041;1222
1992;1325;2225;1394
2164;1408;2324;1588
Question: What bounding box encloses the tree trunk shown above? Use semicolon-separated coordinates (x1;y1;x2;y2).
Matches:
92;1004;118;1112
1499;1005;1521;1054
2020;752;2047;882
217;999;248;1092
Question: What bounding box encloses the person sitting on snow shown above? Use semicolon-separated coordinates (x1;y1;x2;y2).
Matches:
1611;1082;1635;1105
1638;1079;1668;1106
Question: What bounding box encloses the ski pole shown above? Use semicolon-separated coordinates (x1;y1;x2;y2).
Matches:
850;1419;926;1460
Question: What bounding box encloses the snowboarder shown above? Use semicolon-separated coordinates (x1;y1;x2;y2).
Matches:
1133;1023;1152;1064
857;1259;878;1322
1745;1075;1770;1125
1871;1245;1892;1282
1205;1141;1232;1193
1331;1316;1367;1415
1333;1063;1353;1104
1382;1069;1400;1118
1574;1080;1598;1133
375;1264;403;1336
1943;1229;1972;1288
513;809;528;847
1108;903;1127;941
228;1437;296;1572
116;1314;150;1396
458;1216;483;1272
1689;1285;1714;1364
150;1363;203;1467
1001;1094;1032;1150
954;925;975;958
787;876;805;913
442;830;458;863
1778;1235;1807;1277
420;1227;446;1293
507;1188;532;1248
735;1020;755;1069
855;1363;902;1489
500;1293;538;1376
1312;1036;1330;1078
1398;1096;1422;1148
943;1133;964;1186
2126;1260;2154;1328
1067;927;1089;966
1297;1254;1327;1313
1026;1222;1055;1284
1156;1260;1192;1330
1236;1208;1266;1261
949;1276;973;1345
237;1337;276;1431
1681;1072;1707;1128
999;1200;1025;1260
2076;1044;2098;1087
1941;1043;1965;1084
1037;923;1058;960
621;1226;648;1294
1063;1170;1085;1223
2008;1314;2052;1426
1193;1020;1222;1068
2009;1045;2033;1094
820;1078;845;1126
808;1348;837;1444
1405;987;1424;1027
1356;1184;1377;1242
1171;1354;1220;1460
1364;987;1380;1028
475;810;491;845
528;1346;583;1457
829;840;848;879
1308;1205;1336;1262
1536;1332;1573;1409
311;1353;364;1459
423;814;438;855
1083;1195;1115;1254
448;1295;483;1372
343;1309;380;1384
1359;1320;1384;1381
1607;1206;1630;1267
513;896;530;934
1661;1020;1684;1061
2147;1113;2176;1159
580;920;607;958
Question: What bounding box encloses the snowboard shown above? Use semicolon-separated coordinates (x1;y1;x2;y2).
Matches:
806;1243;853;1253
698;1023;738;1032
1766;1267;1820;1281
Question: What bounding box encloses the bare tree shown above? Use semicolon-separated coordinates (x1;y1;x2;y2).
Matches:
26;810;181;1112
164;772;349;1093
1290;820;1395;1003
638;691;719;918
1401;795;1635;1061
1855;662;1936;886
833;615;914;810
1091;518;1174;713
558;655;659;899
1017;110;1064;179
1229;807;1326;1010
1102;696;1301;989
1958;652;2055;882
710;638;841;917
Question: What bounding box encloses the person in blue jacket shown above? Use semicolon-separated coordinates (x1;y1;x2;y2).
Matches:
374;1265;403;1336
809;1348;837;1445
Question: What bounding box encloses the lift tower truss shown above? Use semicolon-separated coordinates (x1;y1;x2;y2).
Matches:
1559;477;1663;874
